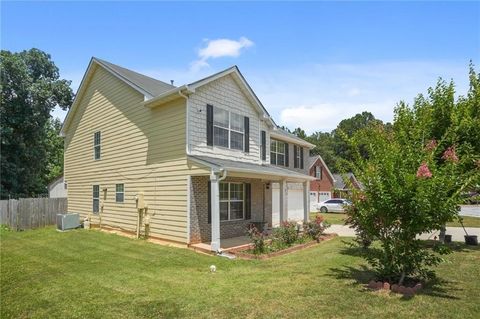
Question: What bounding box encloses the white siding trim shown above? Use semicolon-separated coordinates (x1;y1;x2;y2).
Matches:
187;175;191;244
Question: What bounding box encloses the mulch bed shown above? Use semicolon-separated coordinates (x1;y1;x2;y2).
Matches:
231;233;338;260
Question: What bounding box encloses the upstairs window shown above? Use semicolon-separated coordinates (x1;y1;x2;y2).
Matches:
213;107;245;151
94;131;101;160
92;185;100;213
115;184;124;203
270;140;286;166
315;166;322;179
294;145;304;169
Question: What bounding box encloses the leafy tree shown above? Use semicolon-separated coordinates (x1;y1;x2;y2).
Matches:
332;111;385;165
0;48;73;198
345;66;480;284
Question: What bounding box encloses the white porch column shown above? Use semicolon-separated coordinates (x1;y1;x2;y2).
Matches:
303;181;310;222
279;180;288;223
210;172;221;252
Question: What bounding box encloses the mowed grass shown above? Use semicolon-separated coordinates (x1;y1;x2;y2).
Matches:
311;212;347;225
447;216;480;228
310;212;480;227
1;228;480;319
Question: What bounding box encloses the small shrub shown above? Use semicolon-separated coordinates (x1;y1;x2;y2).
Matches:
272;221;299;246
246;225;267;255
303;214;330;241
0;224;11;233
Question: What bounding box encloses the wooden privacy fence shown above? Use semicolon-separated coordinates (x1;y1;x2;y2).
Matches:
0;198;68;230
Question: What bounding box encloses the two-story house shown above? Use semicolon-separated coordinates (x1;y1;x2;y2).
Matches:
61;58;315;252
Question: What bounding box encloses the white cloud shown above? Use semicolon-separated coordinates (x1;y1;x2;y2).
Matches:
191;37;254;71
247;61;470;133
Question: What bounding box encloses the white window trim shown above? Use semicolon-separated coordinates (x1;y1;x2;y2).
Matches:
213;107;245;151
115;183;124;203
220;182;245;222
93;131;101;160
92;184;100;214
270;139;286;166
315;166;321;179
295;145;301;168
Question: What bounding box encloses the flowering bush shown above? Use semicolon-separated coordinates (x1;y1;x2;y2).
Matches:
345;125;479;284
303;214;330;241
272;221;299;246
246;225;267;255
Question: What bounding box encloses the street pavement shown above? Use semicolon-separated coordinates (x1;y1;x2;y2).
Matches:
460;205;480;217
326;224;480;242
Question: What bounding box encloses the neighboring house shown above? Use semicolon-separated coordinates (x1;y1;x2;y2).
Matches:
47;175;67;198
332;173;363;198
307;155;335;210
61;57;315;251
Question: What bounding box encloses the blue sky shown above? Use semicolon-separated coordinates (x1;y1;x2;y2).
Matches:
2;1;479;133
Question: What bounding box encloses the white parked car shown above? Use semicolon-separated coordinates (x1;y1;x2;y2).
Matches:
316;198;351;213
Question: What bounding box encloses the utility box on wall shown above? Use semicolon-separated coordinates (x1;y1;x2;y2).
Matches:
135;193;145;209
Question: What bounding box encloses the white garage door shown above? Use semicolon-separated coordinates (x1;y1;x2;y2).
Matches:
272;183;305;226
310;192;318;211
319;192;331;202
287;189;304;221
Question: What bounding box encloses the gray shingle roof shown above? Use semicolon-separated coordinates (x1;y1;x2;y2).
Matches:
333;173;364;190
271;128;312;146
307;156;319;169
188;155;314;181
94;58;175;96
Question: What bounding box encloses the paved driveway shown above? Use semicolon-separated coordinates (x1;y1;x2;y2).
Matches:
460;205;480;217
326;224;480;242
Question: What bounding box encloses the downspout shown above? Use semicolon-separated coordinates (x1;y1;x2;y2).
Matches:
178;88;191;155
218;168;227;182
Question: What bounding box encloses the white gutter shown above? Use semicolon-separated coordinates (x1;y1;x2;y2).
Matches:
143;85;195;108
270;131;315;148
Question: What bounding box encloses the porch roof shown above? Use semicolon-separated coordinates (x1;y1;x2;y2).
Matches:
188;155;316;182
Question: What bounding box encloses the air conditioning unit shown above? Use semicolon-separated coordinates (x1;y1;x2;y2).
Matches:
57;213;80;231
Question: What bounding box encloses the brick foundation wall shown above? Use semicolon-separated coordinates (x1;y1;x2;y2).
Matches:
189;176;270;244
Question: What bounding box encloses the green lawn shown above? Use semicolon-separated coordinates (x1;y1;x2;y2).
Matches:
447;216;480;228
311;212;480;228
1;228;480;319
311;212;347;225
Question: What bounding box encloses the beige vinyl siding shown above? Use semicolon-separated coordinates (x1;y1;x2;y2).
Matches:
64;65;208;243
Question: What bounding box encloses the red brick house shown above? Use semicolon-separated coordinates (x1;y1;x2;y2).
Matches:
307;156;335;209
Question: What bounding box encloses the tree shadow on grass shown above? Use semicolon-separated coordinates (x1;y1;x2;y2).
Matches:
328;245;463;300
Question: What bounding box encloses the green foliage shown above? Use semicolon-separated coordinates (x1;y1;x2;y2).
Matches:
0;48;73;198
303;214;330;241
246;225;268;254
291;111;388;171
345;65;480;283
272;221;299;246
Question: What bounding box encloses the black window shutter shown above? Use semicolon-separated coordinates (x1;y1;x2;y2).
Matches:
245;183;251;220
285;143;289;167
300;147;304;169
244;117;250;153
293;146;296;168
207;181;211;224
206;104;213;146
261;131;266;161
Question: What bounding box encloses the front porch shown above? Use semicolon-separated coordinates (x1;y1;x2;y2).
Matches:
188;161;314;252
190;235;251;253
